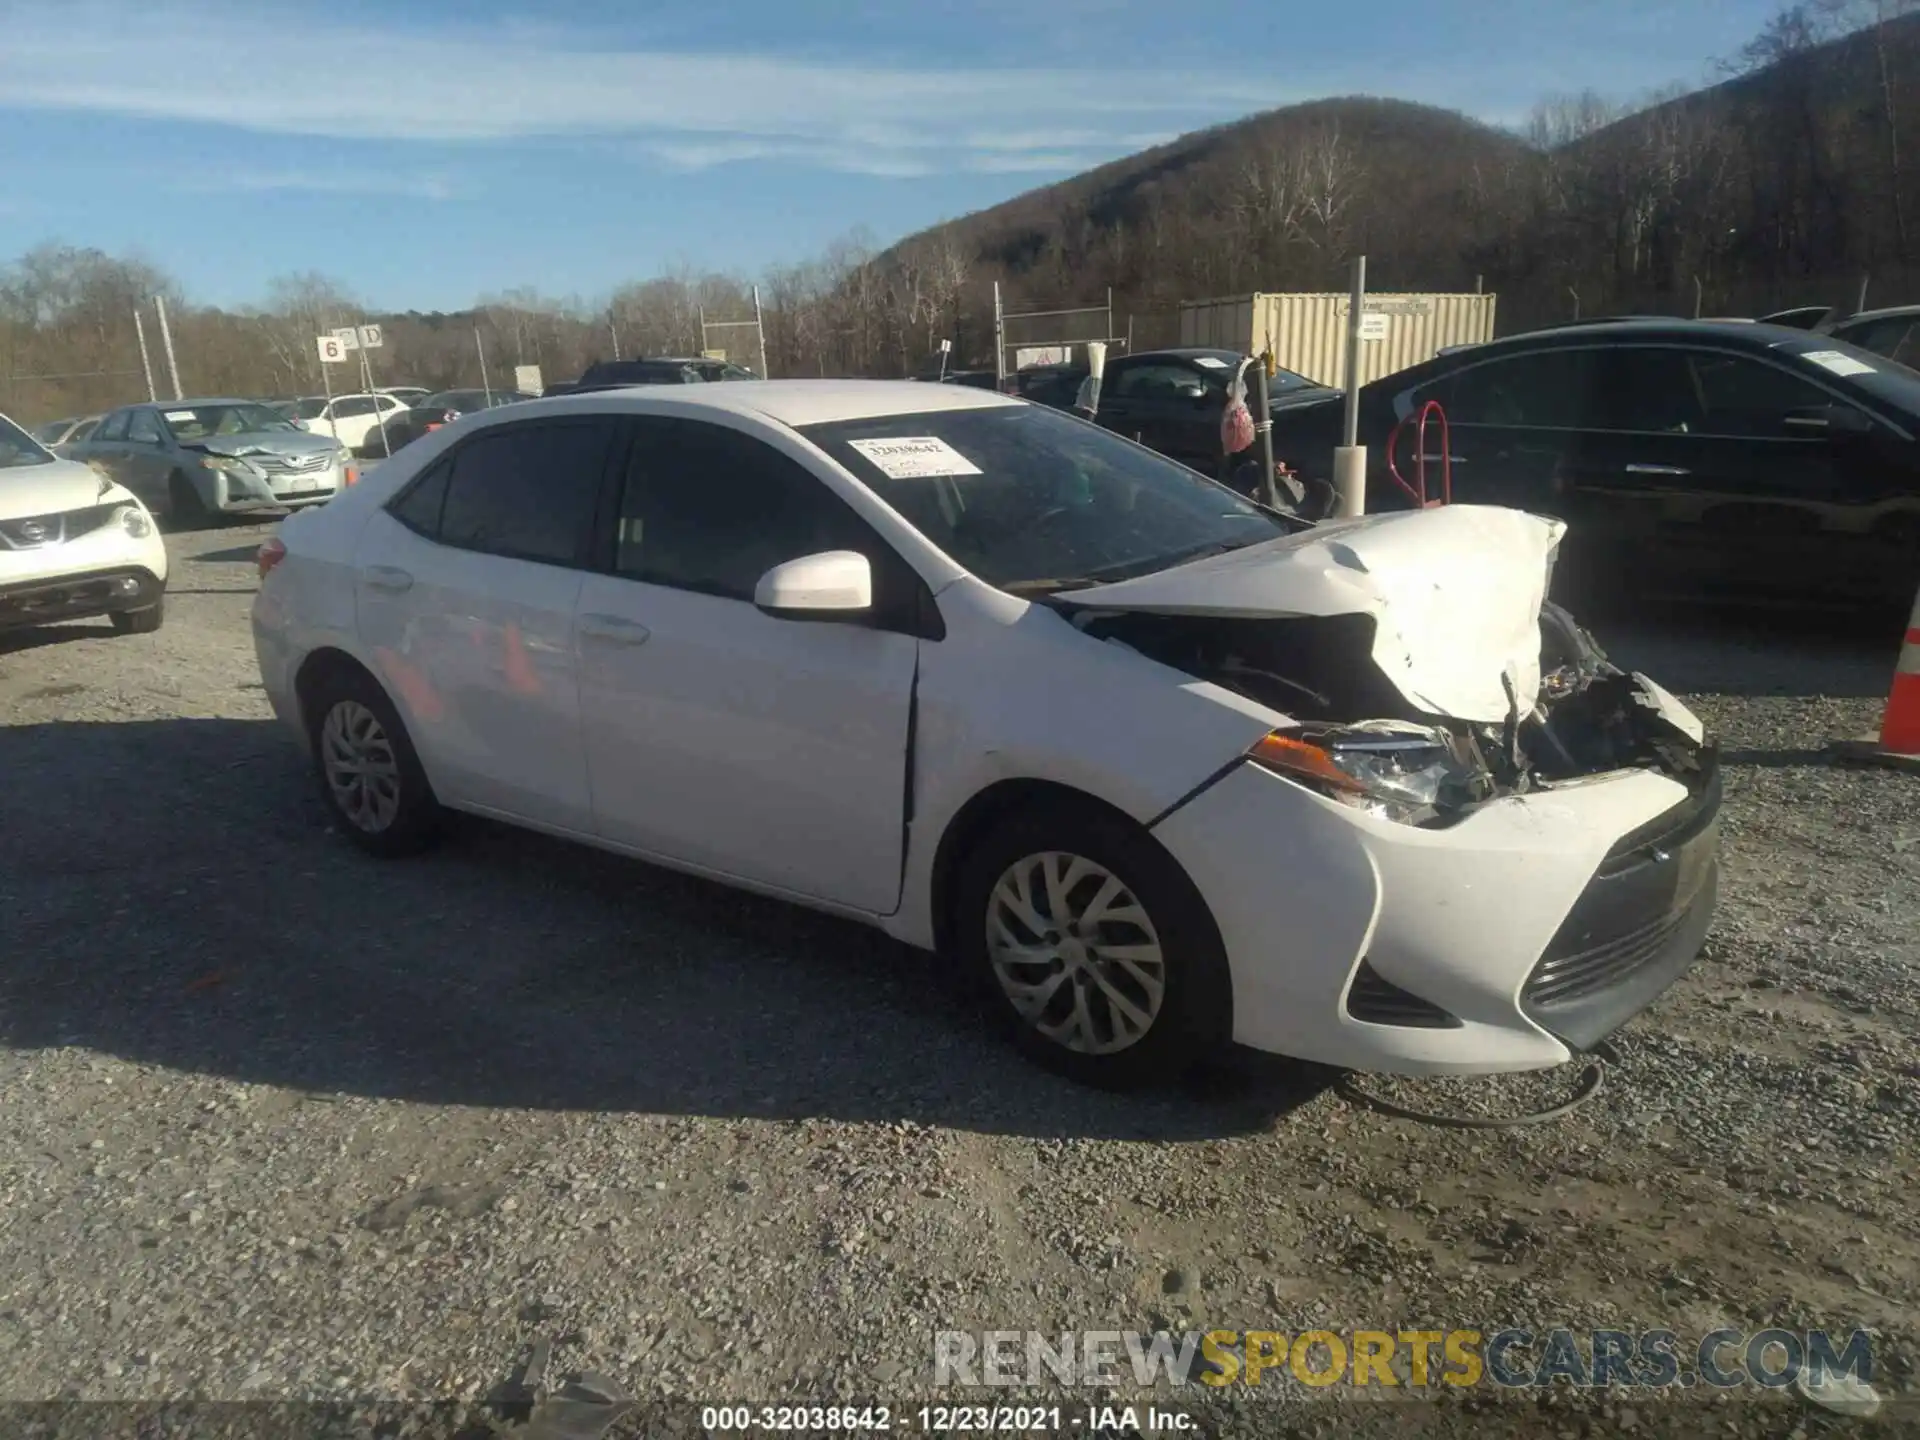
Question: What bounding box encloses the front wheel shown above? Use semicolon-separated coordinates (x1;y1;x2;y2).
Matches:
952;801;1232;1089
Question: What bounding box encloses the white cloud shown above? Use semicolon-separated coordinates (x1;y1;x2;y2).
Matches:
179;171;457;200
0;1;1286;176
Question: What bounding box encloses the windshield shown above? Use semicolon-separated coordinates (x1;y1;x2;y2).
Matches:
287;398;328;420
800;404;1289;593
162;403;298;439
1781;333;1920;413
0;415;58;470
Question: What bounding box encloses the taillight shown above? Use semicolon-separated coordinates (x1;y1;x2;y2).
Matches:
257;537;287;580
425;422;443;431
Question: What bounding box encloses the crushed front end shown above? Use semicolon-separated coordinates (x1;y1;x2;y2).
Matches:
1065;595;1721;1074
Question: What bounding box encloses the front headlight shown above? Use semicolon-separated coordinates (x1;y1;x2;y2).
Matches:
198;454;254;475
1246;721;1490;824
116;504;153;539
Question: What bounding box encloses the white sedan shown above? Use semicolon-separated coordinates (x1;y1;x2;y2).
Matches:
1;413;167;635
250;381;1719;1087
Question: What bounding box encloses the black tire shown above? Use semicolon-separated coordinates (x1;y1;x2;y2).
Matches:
109;596;164;634
167;471;209;530
306;664;443;858
952;798;1232;1089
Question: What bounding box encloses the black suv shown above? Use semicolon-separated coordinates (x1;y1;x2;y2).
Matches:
1264;319;1920;607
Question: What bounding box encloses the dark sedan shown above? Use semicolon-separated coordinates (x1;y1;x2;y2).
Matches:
1094;348;1329;475
1263;319;1920;608
369;389;534;453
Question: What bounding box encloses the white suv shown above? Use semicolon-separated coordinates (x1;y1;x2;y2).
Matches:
0;412;168;636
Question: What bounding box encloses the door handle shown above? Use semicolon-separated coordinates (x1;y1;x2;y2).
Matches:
362;565;414;593
1625;463;1690;476
1418;453;1466;465
578;613;651;646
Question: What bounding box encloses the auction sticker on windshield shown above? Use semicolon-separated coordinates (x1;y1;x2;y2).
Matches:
164;410;198;422
847;436;982;479
1803;349;1877;377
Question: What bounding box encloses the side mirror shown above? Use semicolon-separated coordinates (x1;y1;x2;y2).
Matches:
754;549;873;620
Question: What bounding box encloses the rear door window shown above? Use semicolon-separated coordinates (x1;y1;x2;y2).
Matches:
127;409;164;445
435;419;615;567
96;410;131;441
1420;350;1601;428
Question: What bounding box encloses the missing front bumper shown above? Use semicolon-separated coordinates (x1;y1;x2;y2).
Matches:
1520;755;1723;1050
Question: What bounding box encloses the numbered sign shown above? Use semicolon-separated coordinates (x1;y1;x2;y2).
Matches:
332;326;361;351
316;334;347;364
359;324;384;349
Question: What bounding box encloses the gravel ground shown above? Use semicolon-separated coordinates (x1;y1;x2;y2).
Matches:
1;522;1916;1440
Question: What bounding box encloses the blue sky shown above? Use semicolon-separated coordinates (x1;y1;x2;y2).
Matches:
0;0;1784;313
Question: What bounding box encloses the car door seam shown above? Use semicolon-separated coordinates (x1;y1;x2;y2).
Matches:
1144;755;1250;832
891;645;921;918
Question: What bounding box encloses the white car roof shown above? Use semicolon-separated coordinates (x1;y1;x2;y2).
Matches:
528;379;1021;428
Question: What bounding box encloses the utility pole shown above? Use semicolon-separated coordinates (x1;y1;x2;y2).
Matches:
153;295;183;399
474;328;492;393
1332;255;1367;518
992;282;1006;390
752;283;768;377
132;309;157;401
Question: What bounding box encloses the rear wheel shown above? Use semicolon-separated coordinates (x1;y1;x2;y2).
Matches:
952;800;1231;1089
307;665;442;857
167;471;209;529
109;595;164;634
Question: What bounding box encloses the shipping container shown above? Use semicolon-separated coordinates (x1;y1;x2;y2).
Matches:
1177;292;1497;389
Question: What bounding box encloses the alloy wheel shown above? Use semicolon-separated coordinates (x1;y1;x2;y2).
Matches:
320;700;402;833
984;850;1167;1055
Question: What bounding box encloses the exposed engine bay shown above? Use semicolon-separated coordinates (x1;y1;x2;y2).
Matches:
1063;599;1712;818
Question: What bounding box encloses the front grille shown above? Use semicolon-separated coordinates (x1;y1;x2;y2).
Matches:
1523;906;1692;1006
250;452;330;476
1346;960;1462;1029
0;512;66;549
0;504;118;550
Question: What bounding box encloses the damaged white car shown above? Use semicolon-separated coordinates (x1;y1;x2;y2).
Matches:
252;382;1718;1087
1;412;168;635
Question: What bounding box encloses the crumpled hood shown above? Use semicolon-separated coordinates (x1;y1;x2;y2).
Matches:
0;458;111;521
193;429;340;459
1057;504;1566;724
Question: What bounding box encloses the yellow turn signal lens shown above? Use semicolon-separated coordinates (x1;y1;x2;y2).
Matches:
1246;732;1367;793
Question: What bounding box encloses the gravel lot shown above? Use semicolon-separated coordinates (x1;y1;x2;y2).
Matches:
1;521;1916;1439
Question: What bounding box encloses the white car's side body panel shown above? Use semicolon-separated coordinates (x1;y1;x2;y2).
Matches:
354;509;593;832
884;577;1282;949
574;570;919;913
